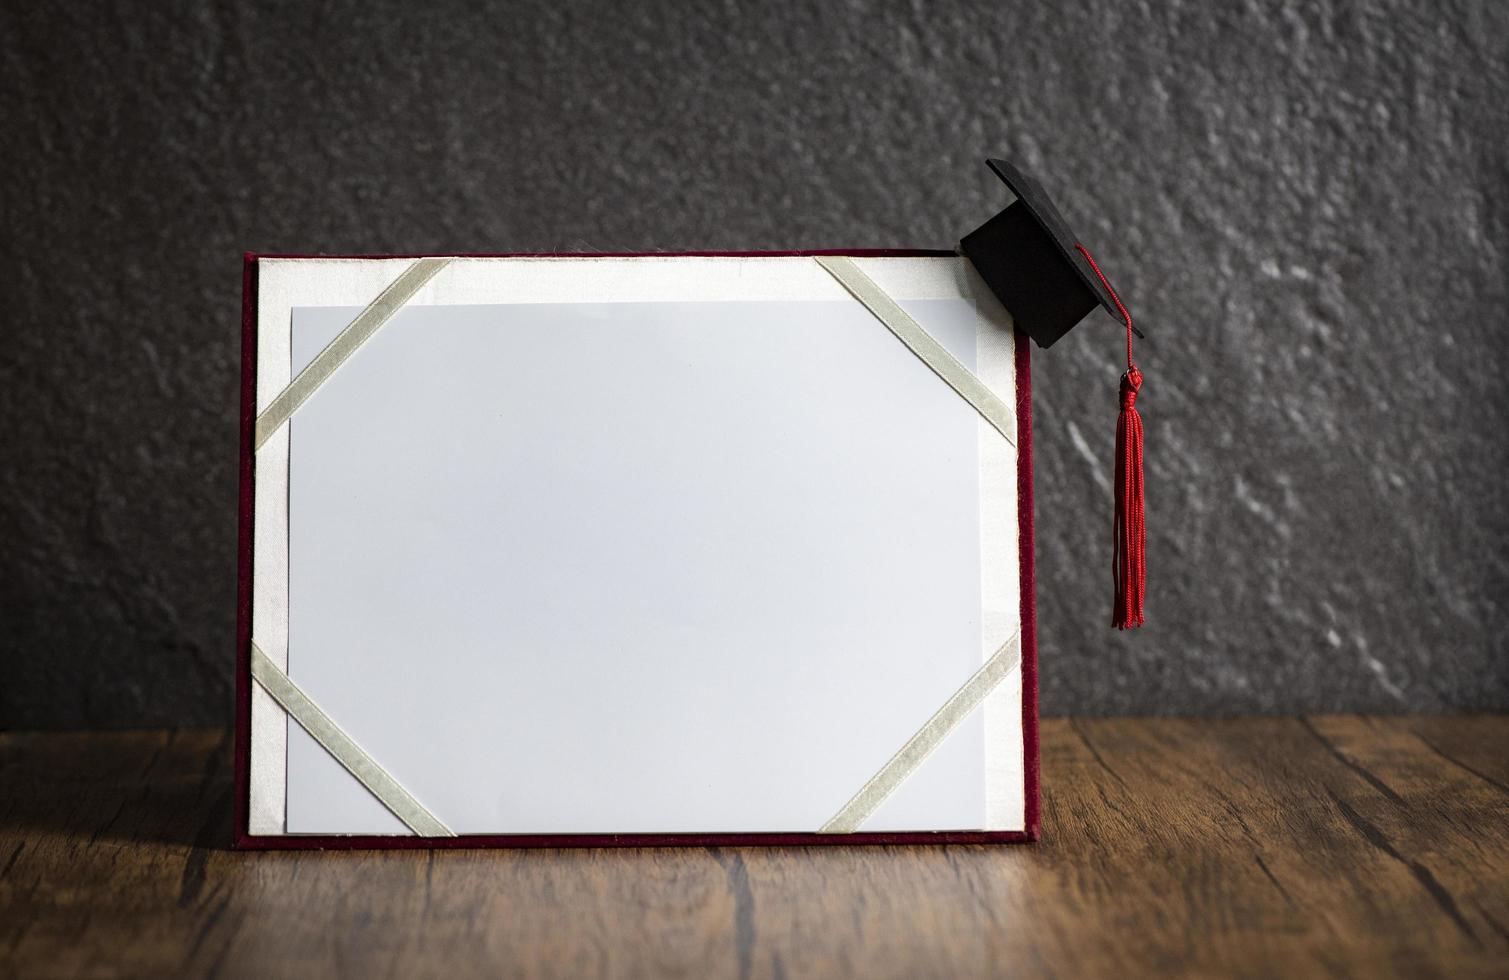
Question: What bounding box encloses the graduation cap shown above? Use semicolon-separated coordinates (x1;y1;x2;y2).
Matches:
960;158;1145;349
960;156;1149;630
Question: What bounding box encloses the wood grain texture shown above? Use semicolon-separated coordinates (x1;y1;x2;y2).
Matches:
1;717;1505;978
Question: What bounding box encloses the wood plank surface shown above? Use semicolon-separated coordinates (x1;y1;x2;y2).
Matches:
1;717;1505;978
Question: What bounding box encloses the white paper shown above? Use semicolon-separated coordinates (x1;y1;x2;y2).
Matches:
285;298;995;834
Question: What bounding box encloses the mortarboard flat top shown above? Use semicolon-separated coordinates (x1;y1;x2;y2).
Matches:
961;158;1143;349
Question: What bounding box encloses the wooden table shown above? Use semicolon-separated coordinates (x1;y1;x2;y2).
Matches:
2;717;1505;978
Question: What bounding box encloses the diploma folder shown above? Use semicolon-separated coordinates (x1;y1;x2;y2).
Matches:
235;250;1040;848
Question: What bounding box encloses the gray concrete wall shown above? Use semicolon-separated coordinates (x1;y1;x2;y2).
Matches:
2;0;1505;726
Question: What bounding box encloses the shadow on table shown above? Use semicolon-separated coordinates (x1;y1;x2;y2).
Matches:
0;729;234;850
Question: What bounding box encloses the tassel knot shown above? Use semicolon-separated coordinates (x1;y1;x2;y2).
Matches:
1119;366;1142;410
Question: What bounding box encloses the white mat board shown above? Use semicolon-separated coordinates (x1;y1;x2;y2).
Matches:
249;256;1023;836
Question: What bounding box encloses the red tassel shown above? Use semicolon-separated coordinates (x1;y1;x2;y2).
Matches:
1075;244;1146;629
1112;366;1145;628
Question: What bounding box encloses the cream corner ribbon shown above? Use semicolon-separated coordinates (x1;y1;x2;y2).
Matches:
251;642;455;837
815;255;1016;447
254;257;452;450
820;631;1022;834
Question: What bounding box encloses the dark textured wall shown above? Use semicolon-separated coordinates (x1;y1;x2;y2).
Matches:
2;0;1506;727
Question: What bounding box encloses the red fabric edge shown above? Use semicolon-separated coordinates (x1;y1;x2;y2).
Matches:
233;253;257;850
245;248;958;261
232;249;1040;849
234;831;1032;850
1015;331;1042;840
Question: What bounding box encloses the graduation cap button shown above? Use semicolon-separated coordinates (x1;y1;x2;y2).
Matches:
960;157;1145;349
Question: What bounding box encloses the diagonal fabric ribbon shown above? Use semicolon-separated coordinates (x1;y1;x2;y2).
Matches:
254;257;452;450
250;642;455;837
815;255;1016;446
820;630;1022;834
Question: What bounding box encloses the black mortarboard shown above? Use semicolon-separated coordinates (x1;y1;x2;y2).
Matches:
960;158;1144;349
